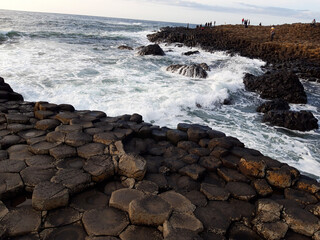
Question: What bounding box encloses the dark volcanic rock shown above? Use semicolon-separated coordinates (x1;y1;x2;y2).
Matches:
257;99;290;113
243;71;307;104
183;50;200;56
263;110;318;131
118;45;133;50
166;64;208;78
138;44;165;56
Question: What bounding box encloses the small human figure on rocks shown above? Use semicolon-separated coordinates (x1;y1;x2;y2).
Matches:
214;21;216;26
270;27;275;41
244;20;248;28
311;19;316;26
259;22;262;26
242;18;244;24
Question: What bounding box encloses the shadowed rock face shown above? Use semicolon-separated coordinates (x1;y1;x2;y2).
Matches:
166;64;208;78
243;71;307;104
0;78;320;240
137;44;165;56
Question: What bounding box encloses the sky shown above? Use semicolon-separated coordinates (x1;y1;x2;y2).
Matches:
1;0;320;25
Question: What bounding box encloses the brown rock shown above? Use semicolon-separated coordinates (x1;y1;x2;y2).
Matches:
187;127;208;142
55;124;82;133
283;206;320;236
254;221;288;240
70;189;109;212
0;206;41;237
135;180;159;194
166;211;203;233
118;153;147;180
226;182;256;201
49;144;77;159
93;132;118;145
295;175;320;194
44;207;81;228
5;113;29;124
167;129;188;145
200;183;230;201
284;188;318;205
179;164;206;180
0;135;22;148
220;154;241;169
217;167;249;182
159;190;195;213
56;157;85;169
18;129;46;139
0;173;24;198
20;167;56;191
34;110;54;120
129;194;172;226
82;207;129;236
26;155;55;169
41;223;87;240
35;119;60;130
32;181;69;210
0;159;26;173
109;188;145;212
65;131;92;147
119;225;163;240
28;141;59;155
252;179;273;197
51;169;91;194
0;200;9;220
199;156;221;171
77;143;105;159
183;190;207;207
177;141;200;151
239;155;266;178
229;223;262;240
83;155;114;182
55;112;79;124
253;199;283;223
266;168;292;188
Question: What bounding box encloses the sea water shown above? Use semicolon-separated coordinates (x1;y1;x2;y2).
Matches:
0;9;319;180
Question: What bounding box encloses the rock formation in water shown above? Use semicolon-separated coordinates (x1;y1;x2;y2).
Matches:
166;64;208;78
138;44;165;56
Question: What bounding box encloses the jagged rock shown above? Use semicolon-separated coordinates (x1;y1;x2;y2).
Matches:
0;206;41;237
70;190;109;212
263;110;318;131
257;99;290;113
243;71;307;103
166;64;208;78
159;190;195;213
32;181;69;210
118;153;147;180
82;207;129;236
44;207;81;228
109;188;145;212
283;206;320;236
129;194;172;226
295;175;320;194
137;44;165;56
119;225;163;240
200;183;230;201
253;199;283;223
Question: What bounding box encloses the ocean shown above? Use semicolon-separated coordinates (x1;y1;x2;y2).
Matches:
0;9;319;180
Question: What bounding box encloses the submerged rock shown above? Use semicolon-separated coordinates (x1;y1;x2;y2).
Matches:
166;64;208;78
118;45;133;50
138;44;165;56
257;99;290;113
263;110;318;131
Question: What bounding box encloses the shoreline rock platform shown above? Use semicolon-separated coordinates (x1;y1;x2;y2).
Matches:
0;77;319;240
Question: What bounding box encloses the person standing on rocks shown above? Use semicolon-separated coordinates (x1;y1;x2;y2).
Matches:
270;27;275;41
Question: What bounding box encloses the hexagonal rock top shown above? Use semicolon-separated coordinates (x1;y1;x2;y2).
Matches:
82;207;129;236
159;191;196;213
109;188;145;212
119;225;163;240
129;194;172;226
83;155;114;182
32;181;69;211
118;153;147;181
0;206;41;237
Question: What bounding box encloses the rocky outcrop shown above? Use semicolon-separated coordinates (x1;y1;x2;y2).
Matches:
243;71;307;104
137;44;165;56
0;78;319;240
263;110;318;131
166;64;208;78
118;45;133;50
183;50;199;56
257;99;290;113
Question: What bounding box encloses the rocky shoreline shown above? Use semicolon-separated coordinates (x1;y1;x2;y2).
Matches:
0;77;319;240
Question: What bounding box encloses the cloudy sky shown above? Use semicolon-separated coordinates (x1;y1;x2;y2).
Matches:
1;0;319;25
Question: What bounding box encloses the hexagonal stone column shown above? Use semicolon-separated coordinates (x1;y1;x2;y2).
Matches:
129;194;172;226
82;207;129;236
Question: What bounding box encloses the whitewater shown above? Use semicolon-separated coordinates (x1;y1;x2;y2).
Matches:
0;9;319;179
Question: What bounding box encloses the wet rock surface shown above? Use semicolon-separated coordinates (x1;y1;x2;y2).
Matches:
166;64;208;78
0;79;319;239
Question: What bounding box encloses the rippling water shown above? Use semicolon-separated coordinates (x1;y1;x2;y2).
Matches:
0;9;319;179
